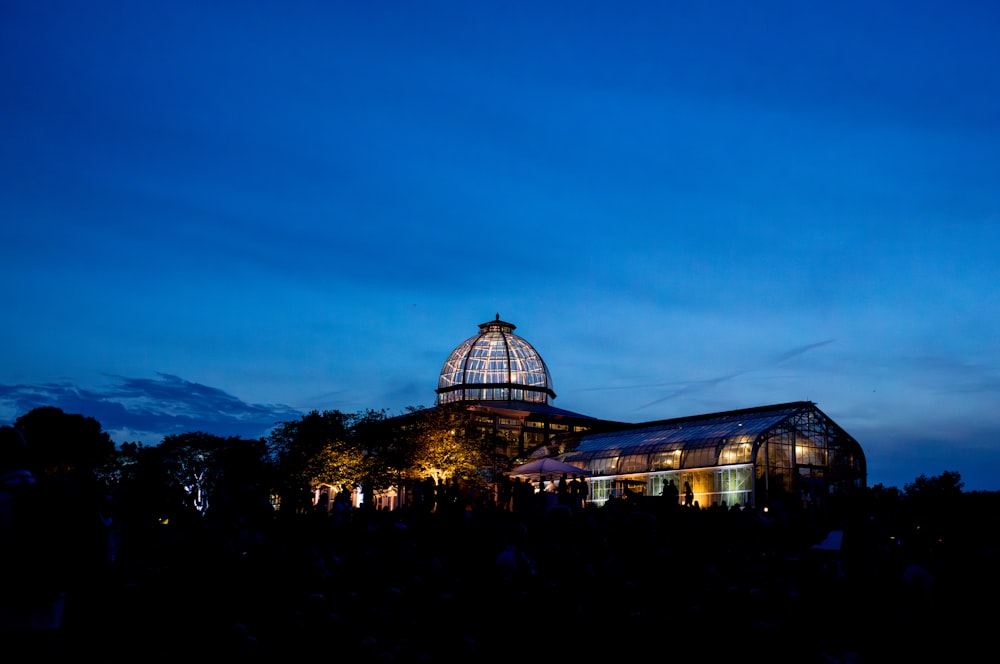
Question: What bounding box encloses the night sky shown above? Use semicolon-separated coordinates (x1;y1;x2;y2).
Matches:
2;1;998;490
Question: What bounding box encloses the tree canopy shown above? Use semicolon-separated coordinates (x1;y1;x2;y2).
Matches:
266;408;394;511
15;406;115;480
399;403;503;485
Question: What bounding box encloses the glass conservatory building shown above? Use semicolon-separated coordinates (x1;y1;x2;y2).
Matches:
559;401;866;511
398;315;868;512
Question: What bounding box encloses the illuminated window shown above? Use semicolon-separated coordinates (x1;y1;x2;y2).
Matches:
796;438;828;466
719;441;753;464
620;453;647;474
683;444;716;469
652;450;681;470
590;479;612;503
591;455;620;476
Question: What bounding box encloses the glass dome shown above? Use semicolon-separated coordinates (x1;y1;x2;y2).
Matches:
437;315;556;405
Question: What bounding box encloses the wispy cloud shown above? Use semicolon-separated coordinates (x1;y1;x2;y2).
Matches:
0;373;303;444
635;339;836;410
774;339;835;363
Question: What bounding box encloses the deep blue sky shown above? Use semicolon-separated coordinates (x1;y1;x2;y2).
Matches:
2;1;998;490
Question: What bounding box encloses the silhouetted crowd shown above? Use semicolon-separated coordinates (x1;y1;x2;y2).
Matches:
3;451;998;662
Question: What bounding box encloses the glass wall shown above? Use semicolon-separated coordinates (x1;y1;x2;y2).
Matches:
586;467;751;508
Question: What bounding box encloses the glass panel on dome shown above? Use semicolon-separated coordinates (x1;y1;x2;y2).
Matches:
436;320;554;405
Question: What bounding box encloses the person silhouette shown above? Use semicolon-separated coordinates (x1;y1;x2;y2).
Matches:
577;477;589;509
569;476;581;509
663;479;680;506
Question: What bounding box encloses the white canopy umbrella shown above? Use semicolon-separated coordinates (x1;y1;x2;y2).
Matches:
509;457;591;481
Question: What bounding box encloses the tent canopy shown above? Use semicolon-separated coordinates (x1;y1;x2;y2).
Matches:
509;457;591;479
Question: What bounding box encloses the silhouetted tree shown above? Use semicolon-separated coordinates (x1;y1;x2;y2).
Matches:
904;470;964;500
902;470;965;546
14;406;115;481
156;431;260;517
207;435;274;525
102;441;172;528
97;440;144;488
105;432;272;531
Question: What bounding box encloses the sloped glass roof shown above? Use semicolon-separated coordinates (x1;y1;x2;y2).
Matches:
572;408;798;454
562;403;814;473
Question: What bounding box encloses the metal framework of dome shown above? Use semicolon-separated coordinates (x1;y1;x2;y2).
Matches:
437;315;556;405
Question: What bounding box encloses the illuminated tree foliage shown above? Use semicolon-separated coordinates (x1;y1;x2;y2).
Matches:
351;407;399;500
401;403;499;484
267;409;393;511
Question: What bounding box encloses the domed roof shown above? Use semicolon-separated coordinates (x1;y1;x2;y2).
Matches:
437;315;555;405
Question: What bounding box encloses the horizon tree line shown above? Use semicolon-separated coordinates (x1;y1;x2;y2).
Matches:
3;404;508;526
1;404;983;531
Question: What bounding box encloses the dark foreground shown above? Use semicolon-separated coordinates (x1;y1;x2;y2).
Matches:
19;497;1000;662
